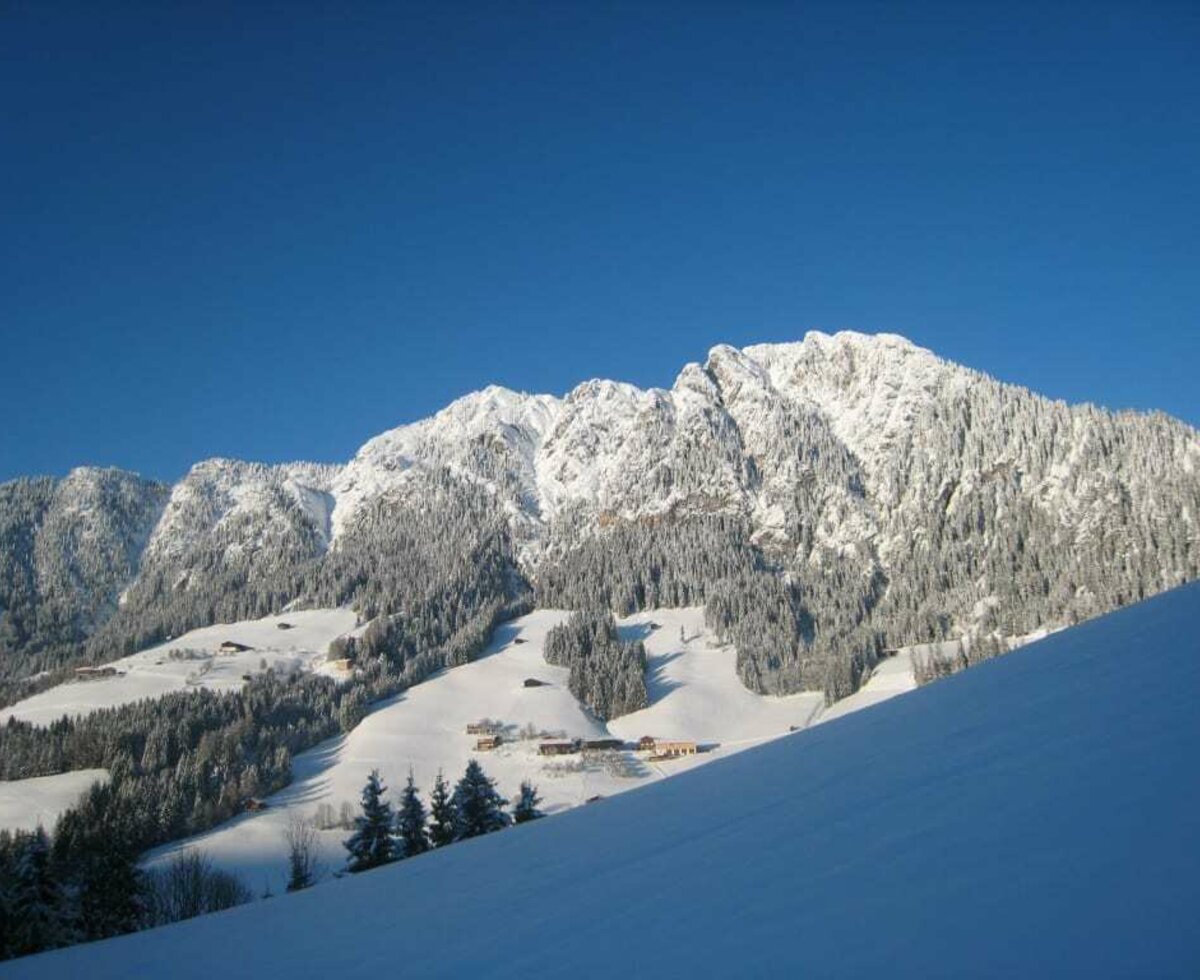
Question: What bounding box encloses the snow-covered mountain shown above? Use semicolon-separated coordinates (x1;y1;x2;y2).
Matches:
11;580;1199;979
3;331;1198;695
0;468;168;677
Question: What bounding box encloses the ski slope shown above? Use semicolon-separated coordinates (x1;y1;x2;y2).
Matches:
10;581;1197;977
0;609;358;728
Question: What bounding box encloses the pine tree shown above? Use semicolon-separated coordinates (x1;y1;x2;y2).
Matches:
75;836;142;940
395;772;429;859
343;770;397;873
512;781;543;824
11;827;73;956
451;760;510;841
0;835;16;961
428;769;456;848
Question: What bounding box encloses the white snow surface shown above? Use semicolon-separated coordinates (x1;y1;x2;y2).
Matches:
11;582;1199;978
0;769;109;834
0;609;357;728
140;607;865;893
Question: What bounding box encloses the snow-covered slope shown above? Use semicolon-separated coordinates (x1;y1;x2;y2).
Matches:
610;609;826;743
0;609;357;727
138;607;887;892
12;581;1199;978
0;769;109;834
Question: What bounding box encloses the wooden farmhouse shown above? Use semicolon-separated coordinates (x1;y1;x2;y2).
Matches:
538;740;578;756
74;665;119;678
653;739;698;758
475;735;502;751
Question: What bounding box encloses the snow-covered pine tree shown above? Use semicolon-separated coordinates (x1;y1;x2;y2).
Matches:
512;781;543;824
396;771;429;858
428;769;456;848
451;760;510;841
344;770;397;873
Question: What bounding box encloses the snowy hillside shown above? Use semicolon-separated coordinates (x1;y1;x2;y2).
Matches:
136;607;899;892
0;770;108;834
12;581;1199;978
0;609;357;728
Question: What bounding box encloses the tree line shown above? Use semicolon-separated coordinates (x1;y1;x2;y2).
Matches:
542;612;648;720
327;762;541;884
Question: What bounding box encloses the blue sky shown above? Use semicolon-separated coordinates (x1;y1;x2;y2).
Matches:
2;1;1197;483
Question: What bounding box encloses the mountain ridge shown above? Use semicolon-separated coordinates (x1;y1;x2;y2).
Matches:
2;331;1197;698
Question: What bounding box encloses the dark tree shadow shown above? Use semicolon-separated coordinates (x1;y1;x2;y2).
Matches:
644;650;684;704
616;622;655;645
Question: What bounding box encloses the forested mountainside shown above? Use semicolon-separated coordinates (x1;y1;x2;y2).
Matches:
3;331;1198;703
0;469;168;680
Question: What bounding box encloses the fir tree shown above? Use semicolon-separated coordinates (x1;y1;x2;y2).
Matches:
512;781;544;824
451;760;510;841
343;770;397;873
428;769;456;848
75;836;142;940
0;834;16;961
396;772;429;858
11;827;73;956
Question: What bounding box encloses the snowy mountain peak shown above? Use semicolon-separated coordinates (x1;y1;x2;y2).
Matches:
3;331;1198;686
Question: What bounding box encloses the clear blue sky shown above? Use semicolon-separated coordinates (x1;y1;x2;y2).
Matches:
2;1;1197;483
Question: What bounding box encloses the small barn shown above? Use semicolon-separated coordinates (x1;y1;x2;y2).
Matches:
466;722;496;735
74;666;118;678
538;740;578;756
219;641;253;654
475;735;502;751
582;738;625;751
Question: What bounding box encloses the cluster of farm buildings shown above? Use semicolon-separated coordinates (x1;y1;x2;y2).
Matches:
466;723;698;760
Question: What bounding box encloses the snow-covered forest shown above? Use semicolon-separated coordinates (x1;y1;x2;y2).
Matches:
4;333;1197;703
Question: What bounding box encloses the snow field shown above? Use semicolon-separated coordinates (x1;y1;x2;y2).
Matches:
139;606;911;893
0;609;359;728
0;770;109;834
